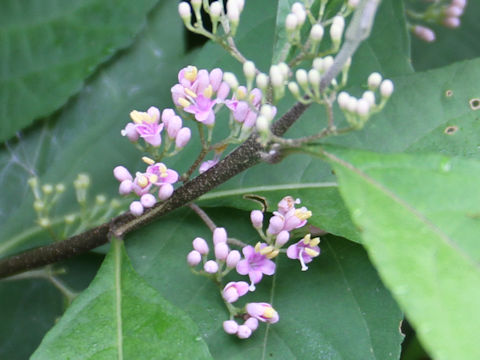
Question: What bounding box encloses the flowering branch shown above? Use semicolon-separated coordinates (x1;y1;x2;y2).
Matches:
0;0;380;279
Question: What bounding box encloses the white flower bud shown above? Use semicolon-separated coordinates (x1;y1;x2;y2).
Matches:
295;69;308;85
129;201;144;216
288;82;300;96
256;115;270;132
308;69;321;87
310;24;324;41
215;242;230;260
210;1;223;17
291;3;306;25
243;61;256;79
193;237;209;255
278;62;290;79
178;2;191;20
362;91;376;106
223;320;239;335
330;16;345;43
356;98;370;117
285;13;298;31
322;56;334;73
367;72;382;90
413;25;435;42
95;194;107;205
223;72;239;90
380;79;394;98
55;183;65;193
42;184;53;195
256;73;269;89
236;325;252;339
250;210;264;228
213;227;228;245
269;65;283;87
260;105;275;120
346;96;358;113
227;1;240;22
337;91;350;109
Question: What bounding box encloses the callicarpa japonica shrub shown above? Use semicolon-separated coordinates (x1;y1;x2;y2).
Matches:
0;0;479;360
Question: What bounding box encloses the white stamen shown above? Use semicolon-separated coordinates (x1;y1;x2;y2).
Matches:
249;281;256;291
299;248;308;271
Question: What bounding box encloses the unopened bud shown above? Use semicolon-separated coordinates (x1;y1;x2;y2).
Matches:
295;69;308;85
250;210;264;228
285;13;298;31
213;227;228;245
367;72;382;90
193;237;209;255
223;72;239;90
310;24;324;42
269;65;283;87
337;91;350;109
308;69;321;87
187;250;202;266
55;183;65;193
288;82;300;97
178;2;191;20
256;73;269;90
210;1;223;18
175;127;191;148
215;242;230;260
380;79;394;98
226;250;241;268
42;184;53;195
330;16;345;43
158;183;174;201
243;61;256;80
356;98;370;117
362;91;376;106
95;194;107;205
275;230;290;247
204;260;219;274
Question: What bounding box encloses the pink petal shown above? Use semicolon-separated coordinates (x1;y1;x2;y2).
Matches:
236;260;250;275
261;260;276;275
286;244;298;259
249;270;263;284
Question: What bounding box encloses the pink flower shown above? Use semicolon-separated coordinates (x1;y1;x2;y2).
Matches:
225;87;263;128
146;163;179;186
128;107;164;147
184;95;217;124
222;281;249;303
246;302;279;324
236;244;276;290
286;234;321;271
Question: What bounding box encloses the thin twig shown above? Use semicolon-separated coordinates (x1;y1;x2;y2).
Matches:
189;203;216;232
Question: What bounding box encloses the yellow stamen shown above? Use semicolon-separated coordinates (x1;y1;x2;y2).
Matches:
236;88;246;100
130;110;151;124
249;93;256;103
203;84;213;99
295;208;312;221
184;66;198;81
305;248;320;257
303;234;311;245
259;245;274;256
184;88;197;98
142;156;155;165
137;175;149;188
178;98;191;107
149;174;158;183
254;242;262;252
158;163;168;177
263;307;275;319
266;249;279;259
310;237;320;247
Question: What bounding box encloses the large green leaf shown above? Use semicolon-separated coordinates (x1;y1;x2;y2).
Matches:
0;0;187;255
0;253;103;360
0;0;159;143
126;208;403;360
320;147;480;360
31;238;212;360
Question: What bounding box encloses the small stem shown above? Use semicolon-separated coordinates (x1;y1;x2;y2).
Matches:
181;147;209;182
189;203;217;232
227;237;248;248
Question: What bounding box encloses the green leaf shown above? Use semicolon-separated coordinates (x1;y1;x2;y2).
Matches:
0;0;159;143
320;146;480;360
0;254;104;360
126;208;403;360
31;238;212;360
0;0;186;255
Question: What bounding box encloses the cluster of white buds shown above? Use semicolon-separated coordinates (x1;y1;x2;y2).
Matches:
29;177;65;229
285;2;307;43
287;55;349;103
178;0;245;37
409;0;468;43
256;104;278;144
337;72;394;129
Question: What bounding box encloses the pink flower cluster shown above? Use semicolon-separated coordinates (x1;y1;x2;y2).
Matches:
186;196;320;339
443;0;467;28
171;66;230;125
121;106;191;149
113;159;178;216
187;227;242;273
226;86;265;128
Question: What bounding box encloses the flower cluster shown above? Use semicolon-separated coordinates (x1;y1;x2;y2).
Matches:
171;66;230;125
186;196;320;339
121;106;191;151
336;72;394;129
114;158;178;216
408;0;468;43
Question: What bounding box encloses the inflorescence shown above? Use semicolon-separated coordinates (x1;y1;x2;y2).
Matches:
186;196;320;339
